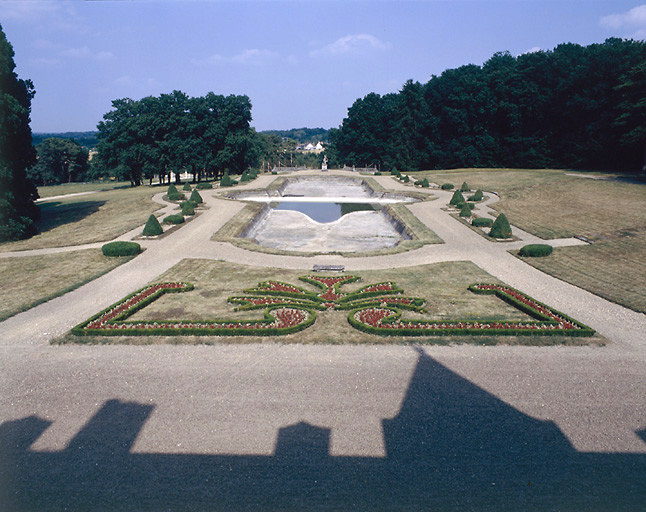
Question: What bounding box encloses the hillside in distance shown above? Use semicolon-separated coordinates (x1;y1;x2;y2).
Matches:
261;127;330;143
32;131;99;149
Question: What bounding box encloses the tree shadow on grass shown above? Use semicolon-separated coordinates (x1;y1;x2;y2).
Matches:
1;349;644;510
36;200;106;234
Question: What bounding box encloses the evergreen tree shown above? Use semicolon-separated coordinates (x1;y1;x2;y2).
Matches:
0;24;39;242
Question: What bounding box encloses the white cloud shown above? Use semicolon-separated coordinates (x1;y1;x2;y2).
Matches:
310;34;392;57
600;4;646;38
0;0;61;21
59;47;114;61
192;48;278;66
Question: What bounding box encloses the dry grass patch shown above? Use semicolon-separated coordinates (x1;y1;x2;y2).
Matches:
0;249;134;322
417;169;645;239
517;237;646;314
417;168;646;313
0;186;163;253
59;259;600;345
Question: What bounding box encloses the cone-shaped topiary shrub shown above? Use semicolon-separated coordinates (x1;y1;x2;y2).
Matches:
189;189;203;204
102;241;141;257
469;189;484;201
142;214;163;236
490;213;512;238
449;190;466;205
460;181;470;192
182;183;192;191
441;183;454;190
459;203;472;217
519;244;553;257
220;173;237;187
472;217;493;228
168;183;178;195
164;214;185;224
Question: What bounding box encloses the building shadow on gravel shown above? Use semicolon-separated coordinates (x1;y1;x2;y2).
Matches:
1;349;645;511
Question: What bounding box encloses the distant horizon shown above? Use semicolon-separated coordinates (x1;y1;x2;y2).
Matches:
2;1;644;133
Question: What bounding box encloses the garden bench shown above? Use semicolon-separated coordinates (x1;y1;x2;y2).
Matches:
312;264;345;272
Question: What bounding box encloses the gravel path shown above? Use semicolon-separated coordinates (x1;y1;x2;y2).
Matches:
1;170;644;510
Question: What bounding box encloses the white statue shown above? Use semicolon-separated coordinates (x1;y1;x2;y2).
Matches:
322;155;328;171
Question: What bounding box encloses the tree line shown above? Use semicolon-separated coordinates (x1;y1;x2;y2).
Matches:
94;90;257;186
327;38;646;174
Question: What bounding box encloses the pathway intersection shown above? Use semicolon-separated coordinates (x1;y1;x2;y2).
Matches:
1;170;645;509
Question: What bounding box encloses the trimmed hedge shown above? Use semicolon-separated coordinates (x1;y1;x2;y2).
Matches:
142;214;164;236
167;192;185;201
472;217;493;228
181;203;195;216
164;214;185;224
441;183;454;190
189;189;203;204
468;189;484;201
182;183;192;191
196;182;213;189
449;190;466;205
101;241;141;257
519;244;553;257
490;213;512;238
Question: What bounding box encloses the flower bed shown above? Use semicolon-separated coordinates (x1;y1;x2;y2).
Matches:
349;283;594;337
73;276;594;338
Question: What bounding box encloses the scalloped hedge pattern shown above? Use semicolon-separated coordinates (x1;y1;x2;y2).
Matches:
73;276;594;338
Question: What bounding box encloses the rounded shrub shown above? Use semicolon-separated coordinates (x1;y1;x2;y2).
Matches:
449;190;466;205
472;217;493;228
102;241;141;257
519;244;553;257
189;189;203;204
181;203;195;216
401;175;410;183
164;214;185;225
142;214;164;236
182;183;192;191
441;183;454;190
196;182;213;189
469;189;484;202
419;178;430;188
460;181;470;192
490;213;512;238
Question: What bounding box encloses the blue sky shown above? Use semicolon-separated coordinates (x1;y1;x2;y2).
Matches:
1;0;645;133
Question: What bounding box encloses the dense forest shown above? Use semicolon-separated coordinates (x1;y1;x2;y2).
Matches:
261;127;329;143
95;91;257;185
328;38;646;174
